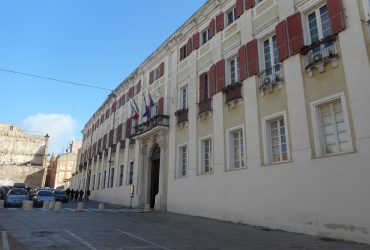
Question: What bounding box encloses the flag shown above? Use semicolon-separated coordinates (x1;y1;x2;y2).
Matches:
148;92;155;107
142;95;151;118
130;99;139;120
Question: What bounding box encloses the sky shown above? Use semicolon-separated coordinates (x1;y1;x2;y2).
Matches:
0;0;207;154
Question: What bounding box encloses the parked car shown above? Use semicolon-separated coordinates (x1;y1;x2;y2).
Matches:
1;186;10;195
53;190;68;203
4;188;29;207
0;187;6;200
13;183;26;189
32;190;55;207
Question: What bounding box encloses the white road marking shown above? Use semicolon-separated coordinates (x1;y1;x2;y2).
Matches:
2;231;10;250
64;229;96;250
116;229;170;250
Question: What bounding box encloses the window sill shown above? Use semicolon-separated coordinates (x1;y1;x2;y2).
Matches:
262;160;292;167
225;166;247;172
197;171;214;176
174;175;188;179
312;150;357;160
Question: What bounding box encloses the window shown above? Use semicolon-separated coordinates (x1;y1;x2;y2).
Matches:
103;170;106;189
226;7;237;26
228;56;240;84
263;35;280;75
110;167;114;188
268;117;289;163
128;161;134;185
307;5;332;43
9;126;13;131
92;174;95;191
119;165;124;186
180;86;188;109
180;44;190;61
228;128;245;169
204;73;210;99
200;138;212;174
201;29;209;45
177;145;187;178
154;68;160;81
97;172;101;190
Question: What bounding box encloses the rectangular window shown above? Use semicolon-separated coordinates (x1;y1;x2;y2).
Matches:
110;167;114;188
200;138;212;174
154;68;160;81
201;29;209;45
263;35;280;74
97;172;101;190
103;171;106;189
307;5;332;43
229;129;245;169
268;117;288;163
204;73;210;99
227;8;237;26
119;165;124;186
92;174;95;191
128;162;134;185
180;86;188;109
177;145;187;178
229;57;240;84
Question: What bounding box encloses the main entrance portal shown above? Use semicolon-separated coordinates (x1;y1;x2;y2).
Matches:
150;144;160;208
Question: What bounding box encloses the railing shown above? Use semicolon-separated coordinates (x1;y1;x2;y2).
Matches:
303;37;338;69
258;63;283;90
222;82;243;104
175;109;189;124
198;98;212;114
132;115;170;137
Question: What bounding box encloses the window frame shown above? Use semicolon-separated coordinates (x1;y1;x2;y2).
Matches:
110;167;114;188
201;29;209;46
176;143;188;178
127;161;134;185
226;7;237;27
310;92;353;157
226;125;246;170
304;3;333;45
178;85;188;110
227;55;240;85
262;111;291;165
119;164;124;186
199;136;213;175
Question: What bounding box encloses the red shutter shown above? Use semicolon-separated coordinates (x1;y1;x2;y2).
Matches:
247;39;259;76
180;46;185;61
126;118;132;138
109;129;114;146
193;33;200;50
216;59;225;93
137;81;141;93
158;97;164;115
245;0;255;9
216;13;224;33
159;63;164;77
187;37;193;55
149;70;154;84
209;19;215;39
112;101;116;113
327;0;345;34
116;124;123;142
129;86;134;98
236;0;244;17
239;45;247;81
103;134;107;149
276;20;289;62
199;73;206;102
287;12;304;56
210;64;217;96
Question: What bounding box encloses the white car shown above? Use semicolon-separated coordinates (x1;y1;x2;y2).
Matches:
33;190;55;207
4;188;28;207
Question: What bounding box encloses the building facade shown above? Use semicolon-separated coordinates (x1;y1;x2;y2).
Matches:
0;122;49;187
71;0;370;244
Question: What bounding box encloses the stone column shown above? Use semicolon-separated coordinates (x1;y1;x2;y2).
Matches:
137;143;148;207
155;136;167;210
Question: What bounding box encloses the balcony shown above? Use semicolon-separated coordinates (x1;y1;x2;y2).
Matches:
302;36;339;75
258;63;284;94
198;98;212;115
222;82;242;104
132;115;170;137
175;109;188;124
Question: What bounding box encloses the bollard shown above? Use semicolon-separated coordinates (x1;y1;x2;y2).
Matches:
98;203;104;211
48;200;55;210
42;201;49;209
53;201;62;211
76;202;84;212
22;200;33;211
0;200;4;208
144;204;152;212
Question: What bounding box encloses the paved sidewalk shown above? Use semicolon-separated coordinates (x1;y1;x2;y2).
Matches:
0;202;369;250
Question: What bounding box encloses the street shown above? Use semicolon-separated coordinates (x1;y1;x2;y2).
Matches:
0;201;369;250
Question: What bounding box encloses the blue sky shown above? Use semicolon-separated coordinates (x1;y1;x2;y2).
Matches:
0;0;206;154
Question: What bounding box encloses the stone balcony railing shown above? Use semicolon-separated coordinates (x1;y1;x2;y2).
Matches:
175;109;189;124
132;115;170;137
198;98;212;115
222;82;243;104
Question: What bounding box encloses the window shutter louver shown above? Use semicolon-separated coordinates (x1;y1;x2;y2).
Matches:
209;19;216;39
239;45;248;81
116;123;123;142
158;97;164;115
216;59;225;93
137;81;141;93
159;63;164;77
247;39;259;76
327;0;345;34
149;71;154;84
109;129;114;147
193;33;200;50
210;64;217;96
187;38;193;55
103;134;107;149
287;12;304;55
276;20;290;61
199;73;206;102
236;0;244;17
246;0;255;9
216;13;224;33
126;118;132;139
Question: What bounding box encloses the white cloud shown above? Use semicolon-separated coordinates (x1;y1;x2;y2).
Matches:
22;113;78;154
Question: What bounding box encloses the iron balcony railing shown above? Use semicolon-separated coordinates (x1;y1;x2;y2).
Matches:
304;39;338;69
198;98;212;114
258;63;283;90
132;115;170;137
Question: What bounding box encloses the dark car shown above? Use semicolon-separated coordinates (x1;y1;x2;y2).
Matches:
1;186;10;195
53;190;68;203
0;187;5;200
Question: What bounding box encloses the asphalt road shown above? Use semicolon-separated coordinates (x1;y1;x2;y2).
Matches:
0;200;369;250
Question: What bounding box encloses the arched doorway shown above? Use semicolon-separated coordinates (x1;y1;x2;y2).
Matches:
150;144;161;208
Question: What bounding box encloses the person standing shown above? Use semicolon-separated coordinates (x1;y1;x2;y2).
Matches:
65;188;70;200
74;189;79;201
79;189;84;202
70;189;75;201
86;189;91;201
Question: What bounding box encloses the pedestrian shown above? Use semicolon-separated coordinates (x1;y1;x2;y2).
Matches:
74;189;79;201
79;189;84;202
70;189;75;201
86;189;91;201
65;188;70;200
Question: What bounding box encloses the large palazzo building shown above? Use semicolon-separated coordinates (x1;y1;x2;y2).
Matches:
71;0;370;244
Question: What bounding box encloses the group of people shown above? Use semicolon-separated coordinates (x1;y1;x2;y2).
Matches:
65;188;90;202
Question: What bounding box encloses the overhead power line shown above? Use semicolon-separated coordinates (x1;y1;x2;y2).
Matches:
0;68;112;91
